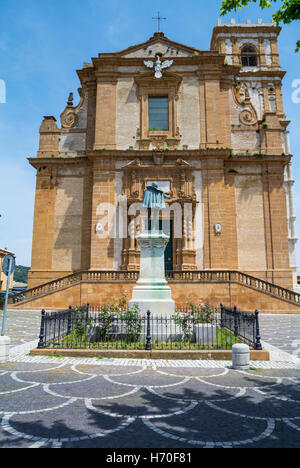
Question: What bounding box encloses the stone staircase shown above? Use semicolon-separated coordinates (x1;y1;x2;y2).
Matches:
8;270;300;313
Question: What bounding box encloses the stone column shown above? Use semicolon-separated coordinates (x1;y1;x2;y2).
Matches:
127;215;138;270
258;38;266;67
284;163;298;288
181;204;196;270
275;82;285;118
270;37;280;67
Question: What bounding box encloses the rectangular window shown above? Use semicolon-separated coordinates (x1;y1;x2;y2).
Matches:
148;96;169;131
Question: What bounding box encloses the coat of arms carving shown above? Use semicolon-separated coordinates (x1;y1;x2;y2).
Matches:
144;55;173;79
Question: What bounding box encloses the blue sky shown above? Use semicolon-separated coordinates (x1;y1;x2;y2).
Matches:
0;0;299;271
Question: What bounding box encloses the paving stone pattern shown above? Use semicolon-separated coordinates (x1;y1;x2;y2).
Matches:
260;315;300;358
0;310;299;448
0;360;300;448
0;310;41;348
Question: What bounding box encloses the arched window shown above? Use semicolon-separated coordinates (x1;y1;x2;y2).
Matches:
241;46;258;67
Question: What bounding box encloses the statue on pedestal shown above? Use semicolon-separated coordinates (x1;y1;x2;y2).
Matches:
142;183;170;231
128;182;175;317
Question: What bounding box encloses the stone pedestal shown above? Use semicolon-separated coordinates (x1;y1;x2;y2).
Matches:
129;231;175;316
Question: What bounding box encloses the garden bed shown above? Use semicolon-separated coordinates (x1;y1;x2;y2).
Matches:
36;294;263;354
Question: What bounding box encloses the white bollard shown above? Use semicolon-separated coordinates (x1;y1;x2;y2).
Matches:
0;336;11;361
232;343;250;370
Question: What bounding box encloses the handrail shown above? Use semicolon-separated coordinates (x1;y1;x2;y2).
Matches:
9;269;300;306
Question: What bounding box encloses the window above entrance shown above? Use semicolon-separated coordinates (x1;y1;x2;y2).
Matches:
134;73;182;150
148;96;169;131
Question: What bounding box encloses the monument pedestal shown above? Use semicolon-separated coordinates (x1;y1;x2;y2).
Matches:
129;231;175;316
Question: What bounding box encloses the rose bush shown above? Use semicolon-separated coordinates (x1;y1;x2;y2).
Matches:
173;300;217;341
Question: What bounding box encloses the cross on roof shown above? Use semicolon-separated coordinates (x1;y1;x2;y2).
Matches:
152;11;166;32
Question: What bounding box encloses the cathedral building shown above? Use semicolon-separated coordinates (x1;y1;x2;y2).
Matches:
12;20;300;313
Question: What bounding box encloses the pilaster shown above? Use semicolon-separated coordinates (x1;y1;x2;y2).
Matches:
94;78;117;150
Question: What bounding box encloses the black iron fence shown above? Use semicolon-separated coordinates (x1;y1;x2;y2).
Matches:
37;304;262;351
220;304;262;350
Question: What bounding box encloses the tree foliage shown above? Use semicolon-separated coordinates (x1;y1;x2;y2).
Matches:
14;265;30;284
220;0;300;51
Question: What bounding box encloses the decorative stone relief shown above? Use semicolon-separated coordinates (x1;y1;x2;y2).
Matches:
232;82;258;126
60;88;86;129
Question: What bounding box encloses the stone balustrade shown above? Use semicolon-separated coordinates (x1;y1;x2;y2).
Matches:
8;270;300;306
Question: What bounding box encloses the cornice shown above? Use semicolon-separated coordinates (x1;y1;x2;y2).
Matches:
28;152;292;169
28;157;89;169
134;71;183;90
96;32;204;57
86;149;232;161
226;154;291;165
77;55;226;83
239;69;286;79
93;55;223;67
60;128;87;134
211;24;281;47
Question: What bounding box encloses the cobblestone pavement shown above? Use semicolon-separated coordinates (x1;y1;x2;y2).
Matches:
0;311;299;448
0;310;41;348
0;359;300;448
260;315;300;358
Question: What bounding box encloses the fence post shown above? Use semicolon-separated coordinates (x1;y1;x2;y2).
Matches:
67;306;72;335
86;303;89;321
254;310;262;350
37;310;46;349
145;310;152;351
220;304;224;328
234;306;239;336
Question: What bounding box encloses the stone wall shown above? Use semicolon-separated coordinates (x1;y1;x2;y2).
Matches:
116;78;139;150
52;176;84;271
235;170;267;271
177;77;201;149
12;280;300;314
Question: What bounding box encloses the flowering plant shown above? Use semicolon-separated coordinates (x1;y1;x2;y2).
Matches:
173;300;217;341
186;300;217;324
172;310;194;341
97;290;142;342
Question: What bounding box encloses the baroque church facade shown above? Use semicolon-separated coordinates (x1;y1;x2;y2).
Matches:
19;21;299;312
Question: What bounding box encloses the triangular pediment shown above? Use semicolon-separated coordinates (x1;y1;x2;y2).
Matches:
106;32;202;59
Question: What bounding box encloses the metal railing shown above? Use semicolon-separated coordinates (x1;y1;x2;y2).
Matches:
220;304;262;350
37;304;262;351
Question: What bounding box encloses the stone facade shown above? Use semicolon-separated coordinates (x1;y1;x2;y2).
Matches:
27;23;298;301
